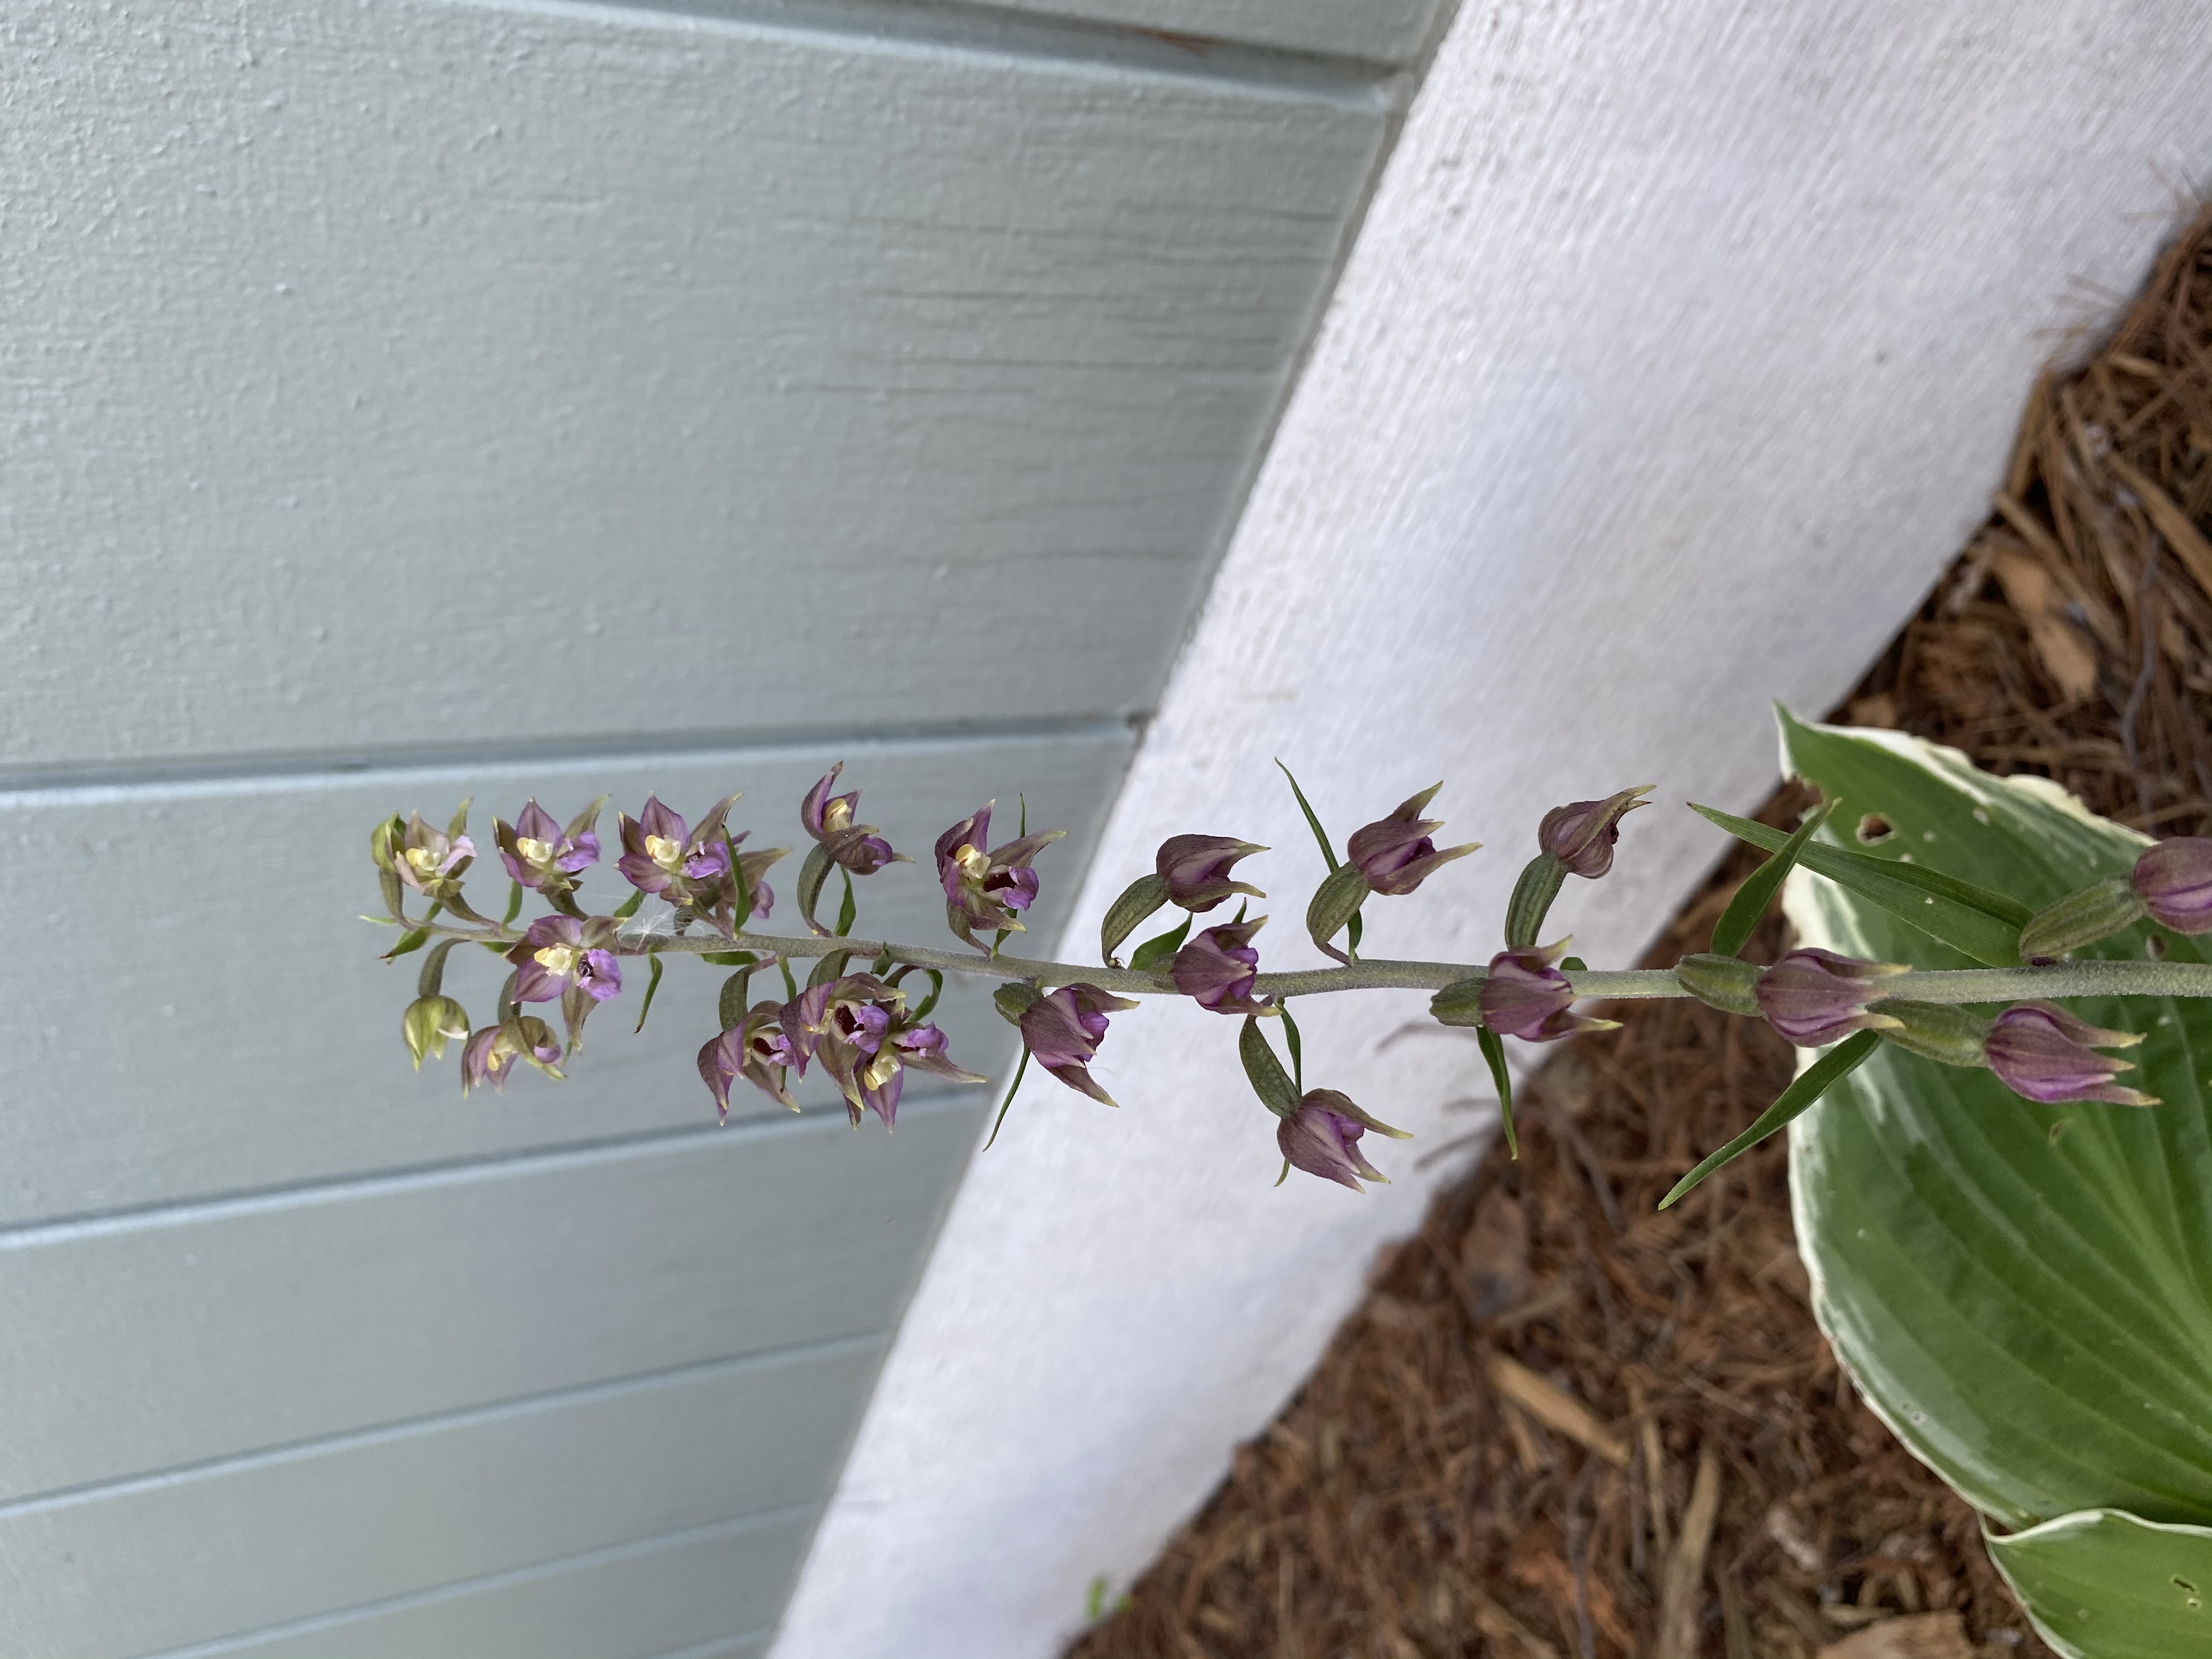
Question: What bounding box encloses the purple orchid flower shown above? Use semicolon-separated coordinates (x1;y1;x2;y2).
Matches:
1984;1002;2158;1106
616;795;784;927
1537;786;1655;879
1155;834;1267;913
1753;949;1906;1047
506;915;623;1005
1345;785;1480;897
1278;1090;1411;1192
1477;940;1619;1042
393;812;475;897
1019;983;1141;1105
1171;917;1274;1016
802;763;907;876
781;974;986;1128
698;1002;800;1120
2132;837;2212;934
459;1015;563;1094
495;797;603;898
935;804;1067;950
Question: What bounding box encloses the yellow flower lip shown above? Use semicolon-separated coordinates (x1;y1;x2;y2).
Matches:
953;843;991;879
644;833;685;870
515;836;554;864
534;944;580;976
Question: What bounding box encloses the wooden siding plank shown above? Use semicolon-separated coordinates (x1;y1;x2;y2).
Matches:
990;0;1439;64
0;0;1381;770
149;1513;803;1659
0;1101;979;1505
0;731;1125;1227
0;1340;877;1659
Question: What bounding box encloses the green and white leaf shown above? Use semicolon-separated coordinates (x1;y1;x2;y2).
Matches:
1985;1509;2212;1659
1778;712;2212;1541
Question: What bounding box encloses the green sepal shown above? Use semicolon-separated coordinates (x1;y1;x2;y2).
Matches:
610;888;644;920
501;880;524;927
992;982;1042;1025
1128;915;1192;973
1305;864;1370;964
1503;854;1566;951
415;936;461;998
983;1048;1031;1151
1279;1000;1304;1091
1239;1015;1299;1117
377;867;407;922
445;797;473;843
1429;975;1484;1027
1691;802;2030;965
718;966;754;1032
1673;952;1763;1017
1100;873;1171;967
835;868;858;938
370;813;405;872
2019;872;2149;963
1475;1025;1515;1158
796;844;836;938
383;928;431;962
1710;797;1837;957
634;955;666;1033
1659;1028;1880;1208
806;949;852;990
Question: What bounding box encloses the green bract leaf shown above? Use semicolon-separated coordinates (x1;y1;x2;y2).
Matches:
806;949;851;991
718;966;752;1032
983;1048;1030;1152
1275;759;1340;871
1475;1026;1516;1159
501;880;524;928
698;950;758;968
1128;915;1192;974
1101;873;1170;967
1985;1509;2212;1659
910;970;945;1023
992;983;1042;1025
1305;864;1370;963
415;937;461;998
835;868;858;938
1238;1017;1299;1117
1660;1029;1878;1208
1279;1001;1304;1091
1693;794;2030;967
382;928;430;962
1503;854;1565;952
796;844;836;939
635;955;665;1034
1780;714;2212;1530
1708;797;1837;957
610;888;644;921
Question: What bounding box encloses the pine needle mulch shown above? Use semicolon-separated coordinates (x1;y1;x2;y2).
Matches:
1068;203;2212;1659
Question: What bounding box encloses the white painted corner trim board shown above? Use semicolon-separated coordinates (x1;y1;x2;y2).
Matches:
774;3;2212;1656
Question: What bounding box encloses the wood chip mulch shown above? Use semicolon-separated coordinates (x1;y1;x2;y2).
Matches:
1067;202;2212;1659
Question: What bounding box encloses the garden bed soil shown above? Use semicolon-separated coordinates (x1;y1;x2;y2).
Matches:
1069;201;2212;1659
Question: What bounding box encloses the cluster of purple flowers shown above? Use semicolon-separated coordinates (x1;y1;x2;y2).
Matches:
701;971;984;1130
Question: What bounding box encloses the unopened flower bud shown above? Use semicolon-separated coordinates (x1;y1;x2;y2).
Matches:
1753;949;1906;1047
1172;917;1273;1016
1875;1000;1992;1069
1156;834;1267;912
1019;983;1141;1106
1538;786;1654;879
1344;785;1478;898
1984;1002;2157;1106
1673;952;1764;1017
2131;837;2212;935
1278;1088;1411;1192
401;995;471;1070
2017;872;2148;962
1478;940;1618;1042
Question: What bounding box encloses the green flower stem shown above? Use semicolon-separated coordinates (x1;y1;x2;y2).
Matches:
411;918;2212;1005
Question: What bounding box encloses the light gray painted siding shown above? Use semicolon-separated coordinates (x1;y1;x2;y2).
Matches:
0;0;1384;769
0;0;1390;1650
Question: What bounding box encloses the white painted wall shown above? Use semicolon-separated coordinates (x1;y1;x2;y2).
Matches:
775;3;2212;1655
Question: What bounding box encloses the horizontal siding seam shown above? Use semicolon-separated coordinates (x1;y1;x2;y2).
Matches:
0;1332;885;1521
0;1092;984;1250
133;1505;819;1659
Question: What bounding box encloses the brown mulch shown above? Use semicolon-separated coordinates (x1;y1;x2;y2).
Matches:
1068;204;2212;1659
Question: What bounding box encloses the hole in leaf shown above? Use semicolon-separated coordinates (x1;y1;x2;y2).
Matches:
1855;814;1896;844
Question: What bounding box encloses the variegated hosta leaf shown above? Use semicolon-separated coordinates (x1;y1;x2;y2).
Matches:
1985;1509;2212;1659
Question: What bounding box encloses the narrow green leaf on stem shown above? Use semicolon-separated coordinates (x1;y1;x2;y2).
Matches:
1279;1000;1304;1091
1128;915;1192;973
416;937;461;998
1476;1026;1516;1158
502;881;524;928
1274;1158;1290;1187
699;950;758;968
911;969;945;1022
718;966;753;1032
1239;1016;1300;1116
378;867;407;921
777;958;799;1001
983;1047;1031;1151
1659;1029;1880;1209
383;928;431;963
635;955;665;1033
1276;759;1341;871
807;948;853;990
611;888;645;920
1101;873;1170;967
1692;803;2029;964
836;868;858;938
796;844;836;938
1305;863;1370;964
496;969;521;1028
1710;797;1838;957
